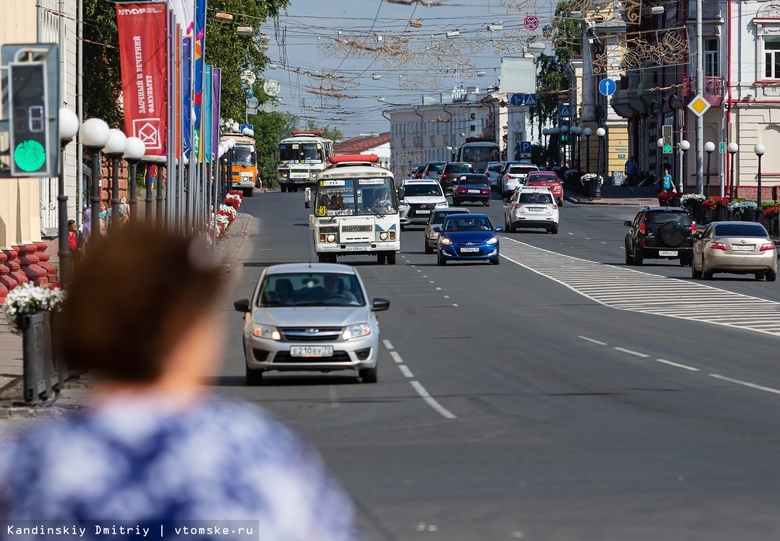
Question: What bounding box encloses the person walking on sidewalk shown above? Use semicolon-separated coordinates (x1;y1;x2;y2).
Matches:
0;225;361;541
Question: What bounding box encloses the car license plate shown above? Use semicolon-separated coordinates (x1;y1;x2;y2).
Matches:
346;246;368;251
416;209;431;214
290;346;333;358
460;247;480;253
468;189;480;193
659;250;678;256
732;245;754;251
527;207;545;212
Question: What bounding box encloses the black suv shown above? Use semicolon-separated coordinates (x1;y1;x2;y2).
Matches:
624;207;695;266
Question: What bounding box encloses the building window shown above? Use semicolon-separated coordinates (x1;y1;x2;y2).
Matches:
766;40;780;79
704;38;719;77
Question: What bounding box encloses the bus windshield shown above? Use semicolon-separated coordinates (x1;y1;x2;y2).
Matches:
232;145;255;166
279;142;323;162
461;145;500;164
315;177;397;216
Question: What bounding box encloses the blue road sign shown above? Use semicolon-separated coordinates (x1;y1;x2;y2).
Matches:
509;93;525;107
557;104;571;118
520;141;532;154
239;124;254;132
598;78;616;96
524;93;537;107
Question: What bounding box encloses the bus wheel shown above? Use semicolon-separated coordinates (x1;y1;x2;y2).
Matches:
386;252;397;265
280;185;287;193
243;188;254;198
377;253;387;264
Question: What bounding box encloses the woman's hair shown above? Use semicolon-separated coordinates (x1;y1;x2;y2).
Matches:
57;224;222;382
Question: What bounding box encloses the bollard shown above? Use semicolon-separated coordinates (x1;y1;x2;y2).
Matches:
21;311;60;403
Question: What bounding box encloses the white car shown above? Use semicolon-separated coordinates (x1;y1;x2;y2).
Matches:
398;179;448;229
484;161;503;191
500;163;539;197
503;186;559;234
234;263;390;385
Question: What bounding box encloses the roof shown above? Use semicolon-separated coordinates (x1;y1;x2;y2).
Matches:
333;132;391;154
265;263;358;276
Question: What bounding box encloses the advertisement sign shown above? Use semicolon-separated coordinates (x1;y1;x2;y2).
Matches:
116;3;168;155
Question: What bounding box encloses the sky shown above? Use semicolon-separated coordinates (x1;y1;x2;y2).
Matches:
261;0;557;138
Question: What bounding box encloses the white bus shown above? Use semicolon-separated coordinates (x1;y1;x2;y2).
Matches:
305;154;400;264
457;138;501;174
277;130;334;192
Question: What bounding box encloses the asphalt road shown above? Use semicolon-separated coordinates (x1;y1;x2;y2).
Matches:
213;190;780;541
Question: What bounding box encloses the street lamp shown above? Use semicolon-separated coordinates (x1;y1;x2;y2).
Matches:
58;108;79;286
596;127;606;178
103;129;127;231
755;144;766;209
123;137;146;223
679;140;690;194
79;118;110;245
728;142;739;200
704;141;716;197
582;127;592;173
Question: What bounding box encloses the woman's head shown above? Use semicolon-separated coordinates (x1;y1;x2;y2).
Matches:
58;224;223;384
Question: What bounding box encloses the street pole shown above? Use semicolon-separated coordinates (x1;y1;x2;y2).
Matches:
704;141;715;197
696;0;704;193
583;128;592;173
728;143;738;200
58;108;80;287
679;140;690;194
79;118;110;247
755;144;766;209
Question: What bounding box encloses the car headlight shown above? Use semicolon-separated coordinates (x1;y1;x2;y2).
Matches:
427;231;439;240
486;236;498;245
252;324;281;341
343;323;371;340
435;201;448;208
441;237;453;245
379;232;389;241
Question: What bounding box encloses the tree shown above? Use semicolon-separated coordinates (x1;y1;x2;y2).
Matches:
82;0;122;126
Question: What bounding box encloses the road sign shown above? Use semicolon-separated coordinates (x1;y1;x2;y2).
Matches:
246;96;259;108
687;94;711;117
598;78;616;97
519;141;532;156
524;93;537;107
557;104;571;118
509;93;525;107
263;78;281;97
524;15;540;31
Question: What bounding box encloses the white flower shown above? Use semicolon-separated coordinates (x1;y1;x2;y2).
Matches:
727;200;758;212
680;193;706;204
3;283;65;331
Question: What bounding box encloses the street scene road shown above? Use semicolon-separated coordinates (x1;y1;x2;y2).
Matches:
211;191;780;540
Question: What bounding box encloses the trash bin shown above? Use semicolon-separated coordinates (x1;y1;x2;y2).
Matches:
612;171;624;187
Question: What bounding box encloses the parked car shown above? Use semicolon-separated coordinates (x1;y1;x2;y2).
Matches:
499;163;539;197
691;221;777;281
525;171;564;206
624;206;695;266
438;162;474;195
398;178;449;229
436;213;503;265
503;186;559;234
452;174;492;207
424;207;470;253
234;263;390;385
484;161;504;190
422;161;447;181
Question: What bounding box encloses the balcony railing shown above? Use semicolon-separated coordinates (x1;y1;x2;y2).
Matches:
682;76;724;106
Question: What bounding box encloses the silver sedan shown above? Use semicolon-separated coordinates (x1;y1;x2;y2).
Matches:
234;263;390;385
691;221;777;281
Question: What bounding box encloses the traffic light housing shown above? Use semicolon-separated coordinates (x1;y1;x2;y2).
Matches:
8;61;50;176
662;124;673;154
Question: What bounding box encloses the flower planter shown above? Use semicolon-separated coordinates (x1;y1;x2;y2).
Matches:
21;311;63;403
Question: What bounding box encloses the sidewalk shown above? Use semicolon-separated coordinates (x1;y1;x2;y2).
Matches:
565;184;659;206
0;211;254;437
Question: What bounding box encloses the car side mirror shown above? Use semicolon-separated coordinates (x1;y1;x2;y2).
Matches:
304;187;312;208
233;299;250;313
623;220;633;227
371;298;390;312
495;226;504;232
397;187;405;200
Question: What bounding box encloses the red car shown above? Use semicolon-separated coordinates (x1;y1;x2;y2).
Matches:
525;171;564;206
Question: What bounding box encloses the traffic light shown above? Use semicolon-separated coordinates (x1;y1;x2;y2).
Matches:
8;61;50;177
662;124;673;154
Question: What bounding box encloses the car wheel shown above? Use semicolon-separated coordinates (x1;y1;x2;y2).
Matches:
437;253;446;266
550;225;559;234
558;198;563;207
755;272;765;281
767;270;777;282
377;253;387;264
246;366;263;386
359;367;378;383
424;241;433;254
625;250;632;265
691;258;702;279
632;250;644;266
702;269;714;280
490;257;500;265
452;197;460;205
387;252;397;265
483;200;490;207
510;222;517;233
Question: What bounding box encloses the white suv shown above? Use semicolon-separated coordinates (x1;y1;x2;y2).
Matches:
398;179;448;229
503;186;559;234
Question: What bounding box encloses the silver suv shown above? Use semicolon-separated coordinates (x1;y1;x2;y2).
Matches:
398;179;448;229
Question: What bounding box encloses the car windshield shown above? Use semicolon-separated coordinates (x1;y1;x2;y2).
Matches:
427;163;446;173
442;216;493;232
405;183;443;197
519;193;553;204
446;164;472;174
430;210;468;225
713;224;768;237
487;164;503;172
258;273;365;307
645;212;691;225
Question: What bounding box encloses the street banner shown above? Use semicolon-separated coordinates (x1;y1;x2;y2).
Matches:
211;68;221;163
182;36;192;155
193;0;206;161
204;65;212;163
116;2;168;155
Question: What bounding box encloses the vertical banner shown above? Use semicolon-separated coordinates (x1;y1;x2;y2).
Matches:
193;0;206;161
116;3;168;155
182;36;192;155
203;65;213;163
174;23;181;158
211;68;221;163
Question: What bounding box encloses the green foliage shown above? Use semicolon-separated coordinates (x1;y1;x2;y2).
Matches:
305;121;344;142
82;0;123;126
251;111;298;188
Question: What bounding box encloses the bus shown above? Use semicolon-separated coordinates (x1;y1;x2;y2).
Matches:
457;138;501;174
305;154;400;264
277;130;334;192
220;134;259;197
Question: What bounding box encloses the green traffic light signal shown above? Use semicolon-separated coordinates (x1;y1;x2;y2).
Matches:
14;140;47;172
8;61;50;177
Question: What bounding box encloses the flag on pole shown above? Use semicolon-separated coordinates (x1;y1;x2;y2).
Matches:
182;35;192;155
193;0;206;160
211;68;221;162
204;65;213;163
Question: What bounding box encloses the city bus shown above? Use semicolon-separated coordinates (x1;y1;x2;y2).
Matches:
457;138;501;174
305;154;400;264
277;130;334;192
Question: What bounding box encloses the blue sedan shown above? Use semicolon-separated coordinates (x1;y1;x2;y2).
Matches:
436;213;503;265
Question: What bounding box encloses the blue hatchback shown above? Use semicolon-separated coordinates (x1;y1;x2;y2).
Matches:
436;213;503;265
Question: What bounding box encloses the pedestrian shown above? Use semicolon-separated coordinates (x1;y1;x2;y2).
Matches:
82;206;92;245
661;165;676;193
67;219;84;270
98;201;109;236
119;196;130;226
624;155;639;185
0;224;361;541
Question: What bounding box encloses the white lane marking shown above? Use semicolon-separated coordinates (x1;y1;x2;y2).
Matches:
390;351;404;364
399;365;415;378
655;358;699;371
410;381;458;419
601;242;608;245
614;347;650;358
452;303;459;307
579;335;608;346
436;287;442;291
709;374;780;395
443;295;450;299
429;281;435;284
383;339;394;351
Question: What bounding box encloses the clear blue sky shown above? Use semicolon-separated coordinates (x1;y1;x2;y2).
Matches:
263;0;555;138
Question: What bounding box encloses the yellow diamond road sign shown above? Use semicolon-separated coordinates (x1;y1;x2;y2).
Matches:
688;94;711;117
